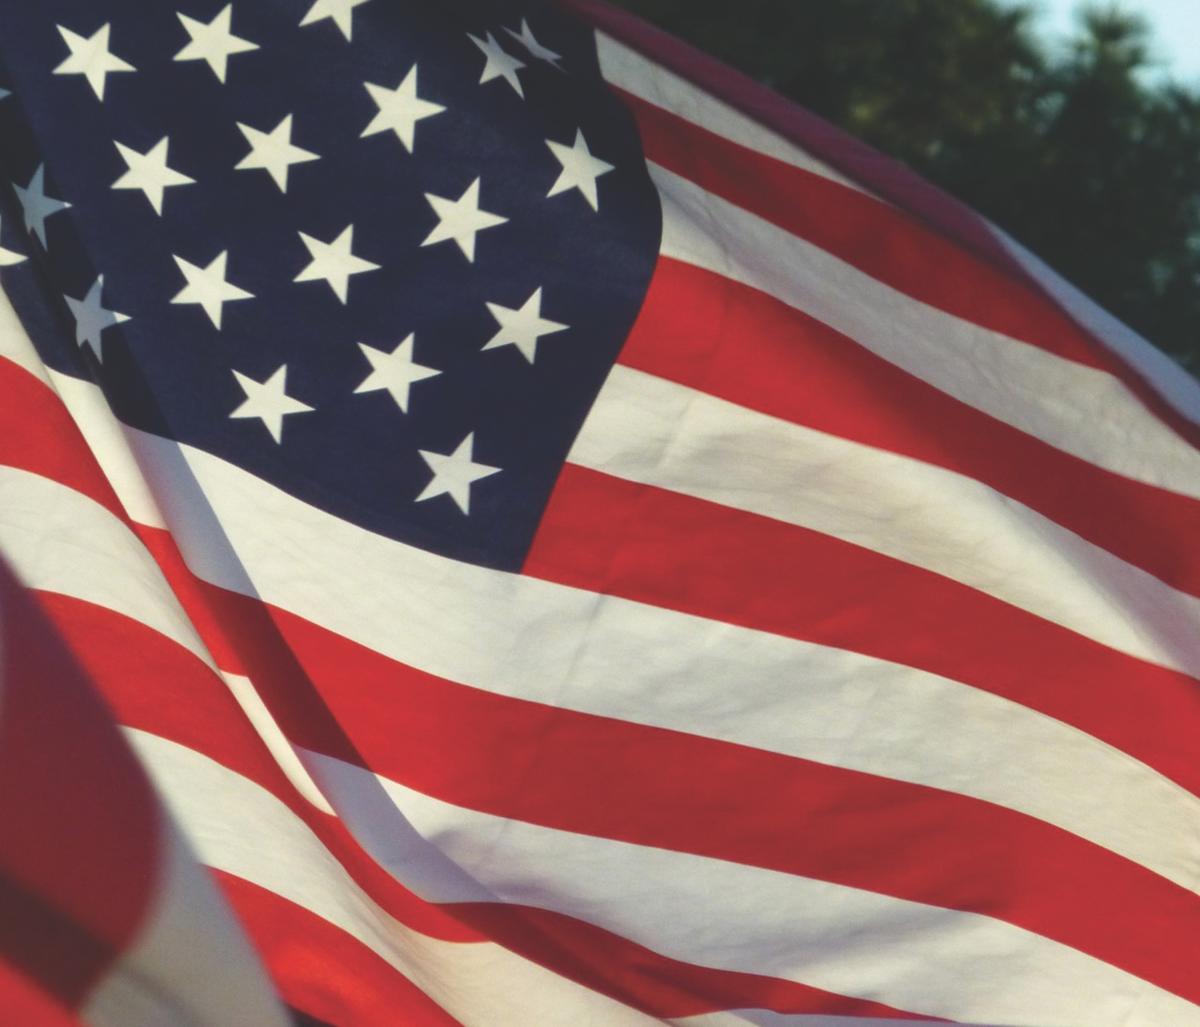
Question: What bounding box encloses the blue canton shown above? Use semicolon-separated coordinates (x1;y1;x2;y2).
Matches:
0;0;660;570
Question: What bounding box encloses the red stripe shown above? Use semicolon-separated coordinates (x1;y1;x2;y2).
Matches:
0;362;128;525
37;592;931;1020
0;564;162;1008
215;875;461;1027
527;464;1200;800
617;258;1200;596
450;902;935;1021
227;850;932;1024
0;961;82;1027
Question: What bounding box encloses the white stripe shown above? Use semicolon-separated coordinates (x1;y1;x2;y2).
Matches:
82;824;291;1027
0;289;47;383
649;163;1200;500
299;747;1197;1027
0;290;166;529
594;33;873;196
676;1014;996;1027
221;670;335;815
0;465;211;667
124;730;660;1027
573;363;1200;678
991;223;1200;426
5;396;1198;896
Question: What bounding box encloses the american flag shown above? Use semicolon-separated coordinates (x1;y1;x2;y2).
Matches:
2;0;1199;1024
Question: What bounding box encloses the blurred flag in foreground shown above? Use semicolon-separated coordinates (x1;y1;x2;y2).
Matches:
2;1;1199;1025
0;557;292;1026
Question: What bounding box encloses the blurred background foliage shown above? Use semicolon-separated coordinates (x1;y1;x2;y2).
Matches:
606;0;1200;373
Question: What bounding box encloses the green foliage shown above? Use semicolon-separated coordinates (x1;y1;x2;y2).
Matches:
608;0;1200;371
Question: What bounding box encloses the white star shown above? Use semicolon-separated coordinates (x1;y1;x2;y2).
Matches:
13;165;71;248
174;5;258;84
361;66;445;154
504;18;563;69
64;276;130;361
415;432;500;515
230;365;313;443
54;23;135;100
468;31;525;97
546;130;614;212
112;137;194;214
300;0;371;41
354;334;440;413
294;224;379;303
171;250;254;328
482;288;568;364
0;218;26;266
421;178;507;262
236;115;319;192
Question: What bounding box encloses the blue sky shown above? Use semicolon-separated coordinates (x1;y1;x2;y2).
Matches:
1017;0;1200;84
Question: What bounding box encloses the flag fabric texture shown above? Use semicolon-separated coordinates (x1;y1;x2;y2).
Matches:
1;1;1199;1025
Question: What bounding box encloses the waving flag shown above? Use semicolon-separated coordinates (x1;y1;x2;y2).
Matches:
2;1;1199;1025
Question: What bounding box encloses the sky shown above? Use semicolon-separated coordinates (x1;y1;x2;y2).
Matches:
1019;0;1200;84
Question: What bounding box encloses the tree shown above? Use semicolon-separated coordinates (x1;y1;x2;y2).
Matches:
608;0;1200;372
